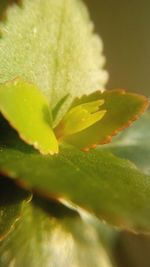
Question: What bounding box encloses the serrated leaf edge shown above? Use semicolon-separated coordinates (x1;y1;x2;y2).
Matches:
74;89;149;152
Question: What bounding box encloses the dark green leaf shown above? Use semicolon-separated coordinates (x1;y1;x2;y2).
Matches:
0;176;31;242
0;131;149;233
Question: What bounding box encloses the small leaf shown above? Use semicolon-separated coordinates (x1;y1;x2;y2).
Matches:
55;99;106;137
0;132;150;233
0;176;31;242
0;78;58;155
0;0;108;125
0;196;113;267
57;90;148;151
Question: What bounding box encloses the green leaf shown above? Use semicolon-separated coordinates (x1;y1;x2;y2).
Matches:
0;78;58;155
102;109;150;175
0;196;113;267
0;0;108;125
0;132;150;233
56;90;148;151
56;99;106;137
0;176;31;242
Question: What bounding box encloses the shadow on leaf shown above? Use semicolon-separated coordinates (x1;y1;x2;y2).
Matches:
0;0;22;21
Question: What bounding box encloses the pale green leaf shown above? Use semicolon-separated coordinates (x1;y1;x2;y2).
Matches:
0;78;58;154
56;99;106;137
0;0;108;125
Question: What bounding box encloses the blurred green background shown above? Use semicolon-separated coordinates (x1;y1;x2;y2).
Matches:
85;0;150;97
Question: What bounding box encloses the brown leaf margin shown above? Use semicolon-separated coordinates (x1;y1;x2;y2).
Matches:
56;89;149;152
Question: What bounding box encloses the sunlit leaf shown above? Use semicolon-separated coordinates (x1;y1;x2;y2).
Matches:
0;78;58;155
0;131;150;233
55;99;106;137
0;176;31;242
0;0;108;125
57;90;148;151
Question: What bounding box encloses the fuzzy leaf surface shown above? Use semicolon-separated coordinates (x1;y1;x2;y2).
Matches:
0;129;150;233
0;0;107;125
